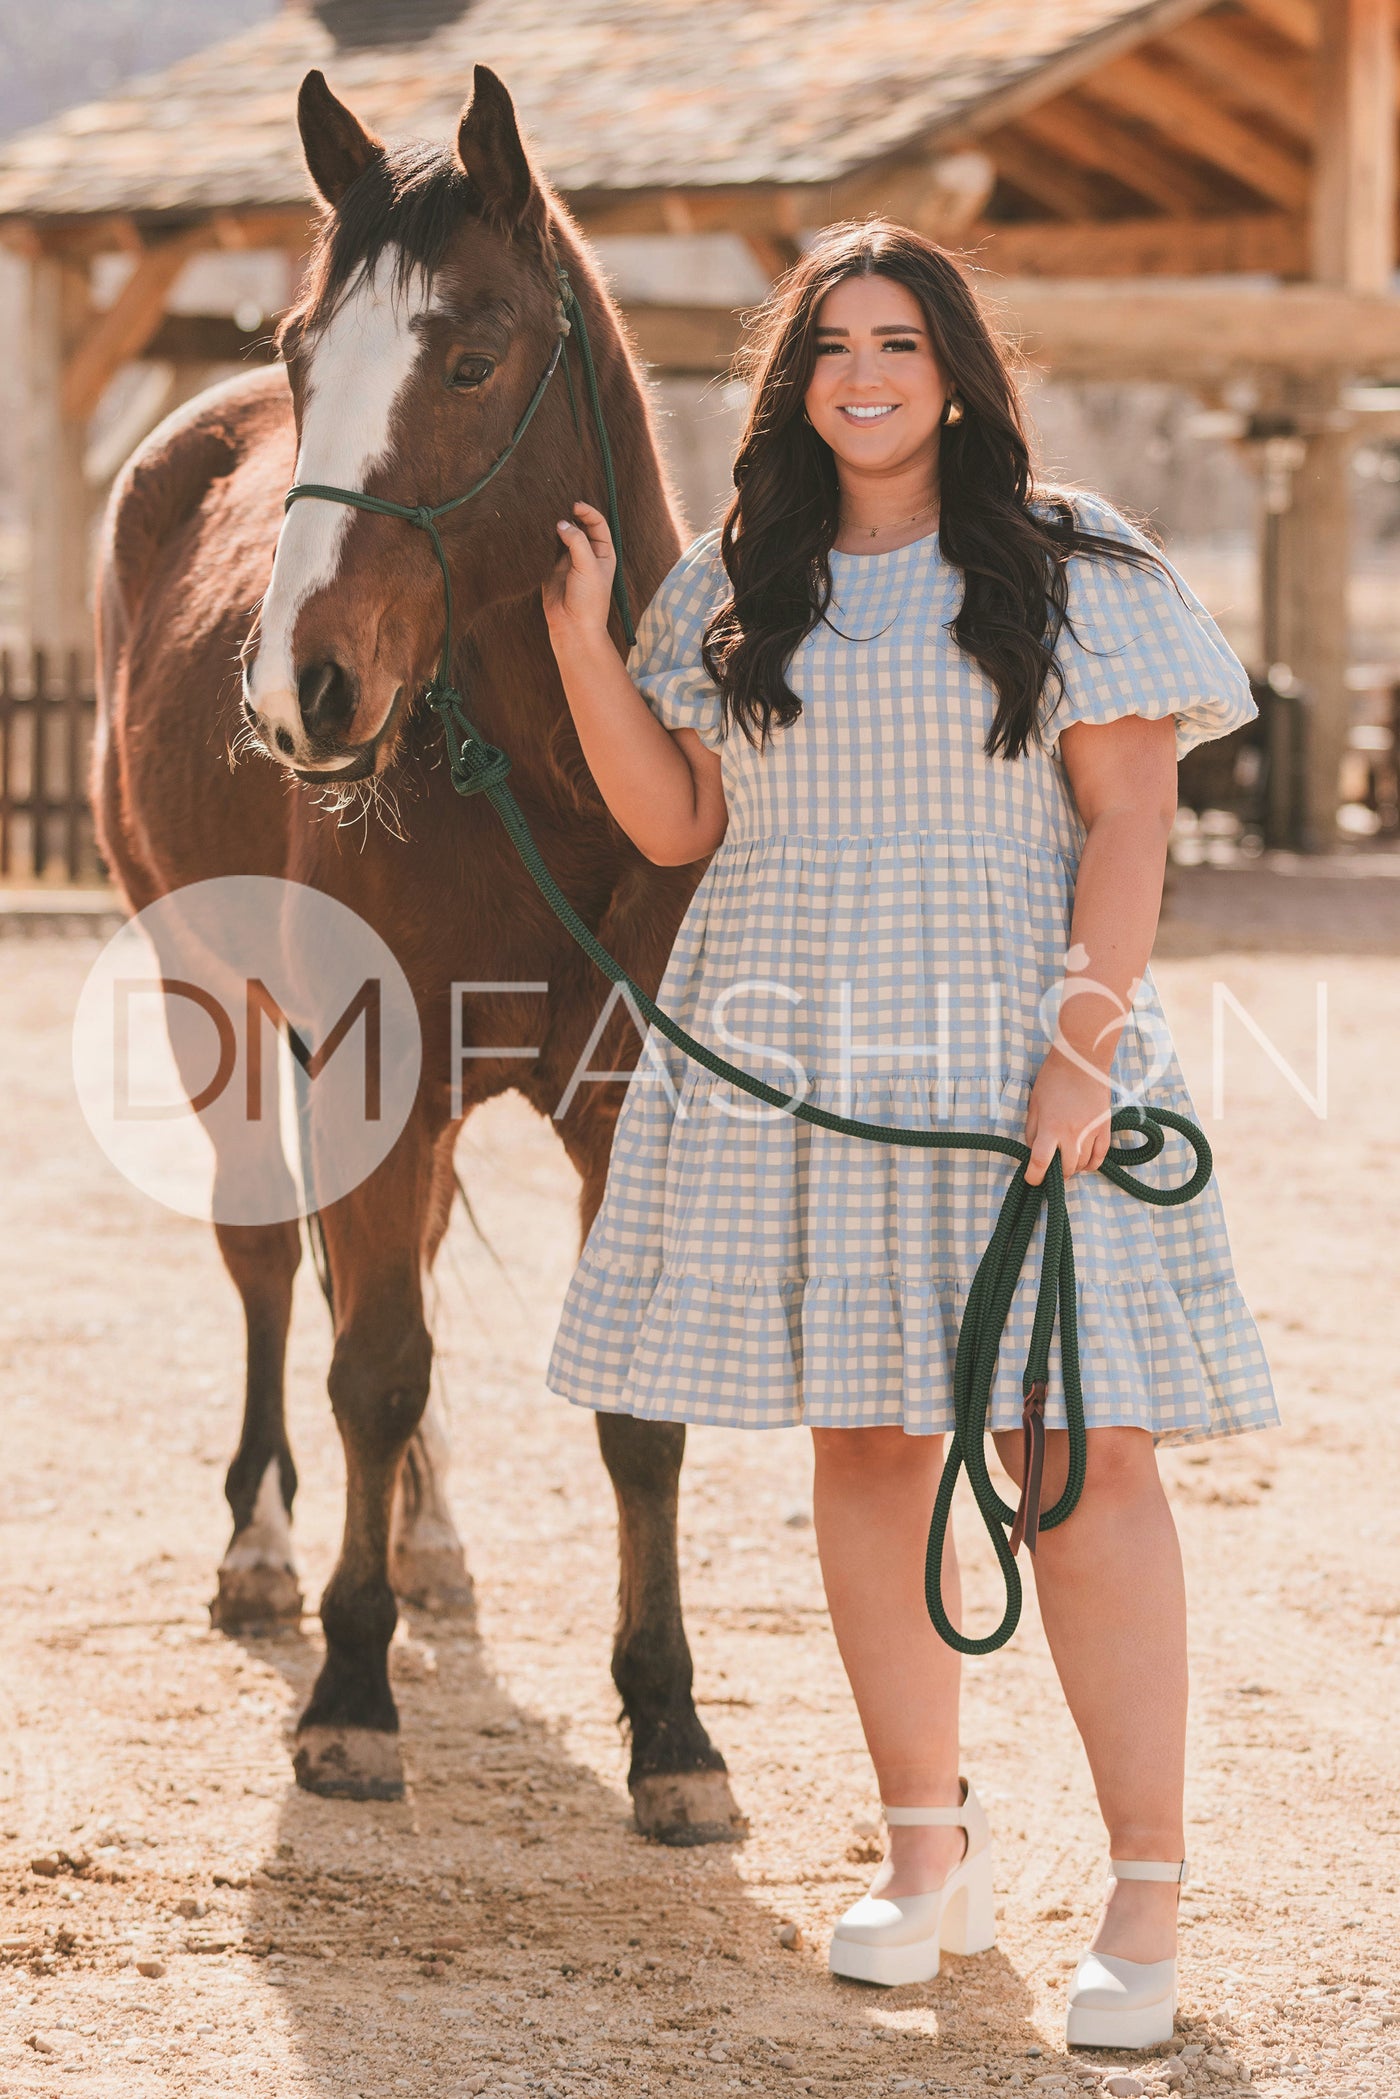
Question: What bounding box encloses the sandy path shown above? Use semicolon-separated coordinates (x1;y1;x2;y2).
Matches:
0;865;1396;2099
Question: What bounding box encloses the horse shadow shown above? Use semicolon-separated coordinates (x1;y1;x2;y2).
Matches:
218;1611;1046;2095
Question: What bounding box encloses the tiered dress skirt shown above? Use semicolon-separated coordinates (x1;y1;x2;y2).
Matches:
547;497;1279;1445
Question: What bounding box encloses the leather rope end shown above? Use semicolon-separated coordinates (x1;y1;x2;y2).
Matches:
1008;1378;1049;1557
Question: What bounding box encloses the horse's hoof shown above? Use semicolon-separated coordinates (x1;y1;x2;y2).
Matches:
631;1769;749;1846
389;1541;475;1615
293;1725;404;1801
210;1559;303;1631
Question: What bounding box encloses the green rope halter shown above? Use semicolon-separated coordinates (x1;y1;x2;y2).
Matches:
285;267;635;719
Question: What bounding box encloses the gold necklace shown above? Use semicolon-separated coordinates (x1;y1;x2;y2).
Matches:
843;500;938;541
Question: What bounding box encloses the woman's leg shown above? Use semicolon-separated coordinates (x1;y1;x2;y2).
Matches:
991;1424;1187;1962
811;1426;965;1895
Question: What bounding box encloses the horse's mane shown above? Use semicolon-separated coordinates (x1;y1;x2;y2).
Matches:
278;142;502;344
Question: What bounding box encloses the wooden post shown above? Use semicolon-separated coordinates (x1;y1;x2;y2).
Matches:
1312;0;1396;292
1273;374;1352;852
1276;0;1397;846
64;647;85;882
25;254;95;658
0;650;12;879
31;647;49;879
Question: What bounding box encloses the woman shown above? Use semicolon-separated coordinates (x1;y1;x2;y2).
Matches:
542;219;1277;2052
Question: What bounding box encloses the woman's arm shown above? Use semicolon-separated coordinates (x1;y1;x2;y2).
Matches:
542;501;728;867
1023;712;1178;1185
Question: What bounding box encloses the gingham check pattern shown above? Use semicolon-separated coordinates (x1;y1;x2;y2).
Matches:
547;492;1280;1443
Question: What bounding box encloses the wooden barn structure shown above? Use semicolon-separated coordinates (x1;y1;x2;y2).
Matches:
0;0;1397;857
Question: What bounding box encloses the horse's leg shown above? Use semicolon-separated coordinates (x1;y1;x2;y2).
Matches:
293;1112;437;1800
595;1412;745;1842
210;1215;305;1628
389;1389;474;1613
388;1123;473;1612
141;936;305;1632
557;1108;745;1845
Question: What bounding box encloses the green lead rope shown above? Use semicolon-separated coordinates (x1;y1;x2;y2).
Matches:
433;696;1213;1656
281;264;1215;1657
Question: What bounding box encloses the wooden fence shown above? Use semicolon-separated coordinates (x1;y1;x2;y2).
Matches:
0;650;101;883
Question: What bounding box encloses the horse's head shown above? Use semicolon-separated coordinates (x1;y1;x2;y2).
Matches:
242;66;587;782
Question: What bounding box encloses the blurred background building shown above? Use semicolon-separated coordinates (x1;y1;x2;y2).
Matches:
0;0;1397;879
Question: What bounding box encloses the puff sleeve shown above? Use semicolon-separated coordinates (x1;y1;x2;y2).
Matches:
1038;492;1258;762
626;529;728;752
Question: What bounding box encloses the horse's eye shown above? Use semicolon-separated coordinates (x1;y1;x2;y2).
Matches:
450;354;494;392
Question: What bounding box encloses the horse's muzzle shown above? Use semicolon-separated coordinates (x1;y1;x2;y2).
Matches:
286;686;405;785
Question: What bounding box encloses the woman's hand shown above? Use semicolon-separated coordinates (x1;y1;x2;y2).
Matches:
543;499;617;646
1022;1045;1114;1186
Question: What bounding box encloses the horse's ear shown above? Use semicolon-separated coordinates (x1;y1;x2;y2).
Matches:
457;66;546;237
297;70;385;207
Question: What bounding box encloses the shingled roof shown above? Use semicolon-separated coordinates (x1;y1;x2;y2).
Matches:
0;0;1206;223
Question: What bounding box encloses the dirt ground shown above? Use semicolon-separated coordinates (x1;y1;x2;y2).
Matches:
0;859;1397;2099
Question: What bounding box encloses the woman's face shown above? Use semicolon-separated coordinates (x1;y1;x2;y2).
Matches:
802;273;950;472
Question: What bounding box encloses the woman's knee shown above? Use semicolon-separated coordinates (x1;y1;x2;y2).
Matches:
1079;1427;1161;1506
811;1424;943;1485
992;1424;1160;1509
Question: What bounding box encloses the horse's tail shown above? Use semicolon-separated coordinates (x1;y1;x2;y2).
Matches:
290;1029;336;1319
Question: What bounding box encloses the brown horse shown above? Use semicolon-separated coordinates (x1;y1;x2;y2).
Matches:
93;64;742;1841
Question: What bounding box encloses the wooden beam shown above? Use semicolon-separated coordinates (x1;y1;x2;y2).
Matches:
0;205;315;262
1013;96;1221;214
978;278;1400;377
575;155;997;243
1082;52;1311;207
210;207;317;253
1312;0;1397;290
620;304;748;375
832;151;997;238
1239;0;1322;48
743;234;800;282
944;0;1233;143
61;229;205;420
1161;16;1316;137
0;219;42;260
622;283;1400;379
967;213;1306;277
144;314;278;365
985;133;1117;219
574;184;807;239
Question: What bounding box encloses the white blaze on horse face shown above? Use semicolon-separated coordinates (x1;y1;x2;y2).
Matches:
248;251;436;755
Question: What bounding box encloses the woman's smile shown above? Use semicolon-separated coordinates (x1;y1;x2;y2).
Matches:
838;402;900;422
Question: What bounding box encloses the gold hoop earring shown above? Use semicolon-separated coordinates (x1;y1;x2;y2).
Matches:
942;397;964;427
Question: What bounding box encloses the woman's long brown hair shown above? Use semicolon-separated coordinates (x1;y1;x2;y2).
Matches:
701;219;1162;757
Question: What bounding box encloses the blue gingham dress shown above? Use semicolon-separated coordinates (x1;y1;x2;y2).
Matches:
547;492;1279;1444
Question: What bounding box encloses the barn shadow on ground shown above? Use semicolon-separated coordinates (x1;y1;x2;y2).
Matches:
227;1606;1048;2097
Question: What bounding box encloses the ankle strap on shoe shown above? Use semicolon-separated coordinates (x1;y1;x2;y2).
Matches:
1110;1857;1189;1887
882;1776;979;1829
883;1779;990;1859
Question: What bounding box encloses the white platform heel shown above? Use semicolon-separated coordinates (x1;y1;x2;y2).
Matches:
1065;1858;1187;2050
828;1777;996;1986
